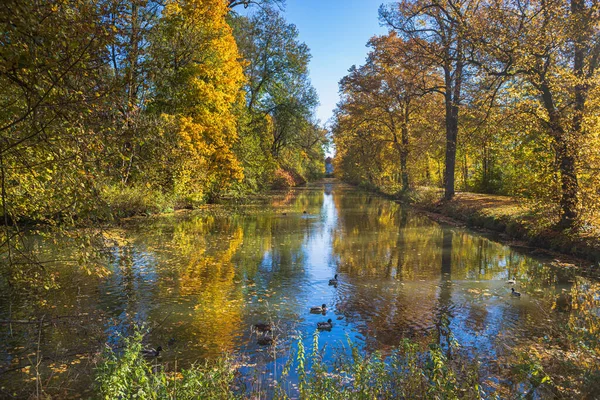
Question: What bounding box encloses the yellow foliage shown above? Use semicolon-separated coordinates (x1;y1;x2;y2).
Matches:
159;0;246;199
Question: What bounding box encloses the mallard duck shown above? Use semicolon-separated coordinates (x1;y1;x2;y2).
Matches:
257;335;274;346
511;288;521;297
507;279;516;284
253;323;272;333
328;274;338;285
303;210;308;214
310;304;327;313
141;346;163;358
317;319;333;330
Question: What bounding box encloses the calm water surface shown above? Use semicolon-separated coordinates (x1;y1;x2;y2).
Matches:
0;181;595;396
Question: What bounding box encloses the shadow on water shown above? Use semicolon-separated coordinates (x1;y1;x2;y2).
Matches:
0;180;598;396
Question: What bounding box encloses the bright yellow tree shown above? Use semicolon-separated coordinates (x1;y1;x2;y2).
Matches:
150;0;245;202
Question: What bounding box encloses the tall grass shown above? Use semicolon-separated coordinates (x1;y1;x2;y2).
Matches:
95;330;485;399
272;332;482;400
95;331;237;399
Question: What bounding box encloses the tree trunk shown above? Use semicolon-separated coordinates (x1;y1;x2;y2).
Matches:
400;102;410;191
462;151;468;191
444;107;458;200
443;43;463;201
556;136;579;228
540;82;580;228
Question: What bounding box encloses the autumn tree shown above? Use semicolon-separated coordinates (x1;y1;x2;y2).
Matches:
106;0;162;185
147;0;245;202
380;0;480;200
0;0;114;226
334;32;441;192
232;6;324;186
474;0;600;228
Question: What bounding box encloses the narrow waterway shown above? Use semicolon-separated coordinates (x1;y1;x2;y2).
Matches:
0;180;595;397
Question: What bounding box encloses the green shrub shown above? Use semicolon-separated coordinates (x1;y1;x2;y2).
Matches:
102;184;173;218
95;330;237;399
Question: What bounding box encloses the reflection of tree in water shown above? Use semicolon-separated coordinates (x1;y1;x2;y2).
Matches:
331;192;443;350
436;229;453;348
328;188;588;356
104;216;248;356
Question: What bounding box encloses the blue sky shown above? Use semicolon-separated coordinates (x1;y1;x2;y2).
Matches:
282;1;389;126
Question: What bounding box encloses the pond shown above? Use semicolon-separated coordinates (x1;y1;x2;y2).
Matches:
0;180;597;397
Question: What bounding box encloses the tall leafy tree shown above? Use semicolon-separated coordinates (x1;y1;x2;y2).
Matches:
106;0;162;184
381;0;480;200
335;32;441;191
0;0;114;225
475;0;600;228
232;6;322;184
148;0;246;201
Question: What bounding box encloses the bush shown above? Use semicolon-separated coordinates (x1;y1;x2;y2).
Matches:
271;169;296;190
95;330;237;400
102;184;173;218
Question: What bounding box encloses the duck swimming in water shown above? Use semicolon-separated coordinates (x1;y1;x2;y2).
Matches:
328;274;338;285
257;335;274;346
317;319;333;330
511;288;521;297
141;346;163;358
310;304;327;313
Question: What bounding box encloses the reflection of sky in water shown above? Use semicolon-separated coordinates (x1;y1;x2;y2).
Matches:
2;181;598;397
102;247;160;346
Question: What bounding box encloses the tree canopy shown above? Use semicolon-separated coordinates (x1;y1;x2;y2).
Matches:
334;0;600;230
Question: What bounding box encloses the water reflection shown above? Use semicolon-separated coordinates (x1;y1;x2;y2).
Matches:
1;181;599;397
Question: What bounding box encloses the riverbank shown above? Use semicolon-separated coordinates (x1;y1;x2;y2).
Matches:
404;188;600;265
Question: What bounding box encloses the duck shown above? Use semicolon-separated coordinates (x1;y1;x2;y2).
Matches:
310;304;327;313
507;278;516;285
328;274;338;285
317;319;333;330
257;335;274;346
141;346;163;358
511;288;521;297
253;323;272;333
303;210;308;214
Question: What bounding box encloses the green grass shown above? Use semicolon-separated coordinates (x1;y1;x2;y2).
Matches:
400;188;600;262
